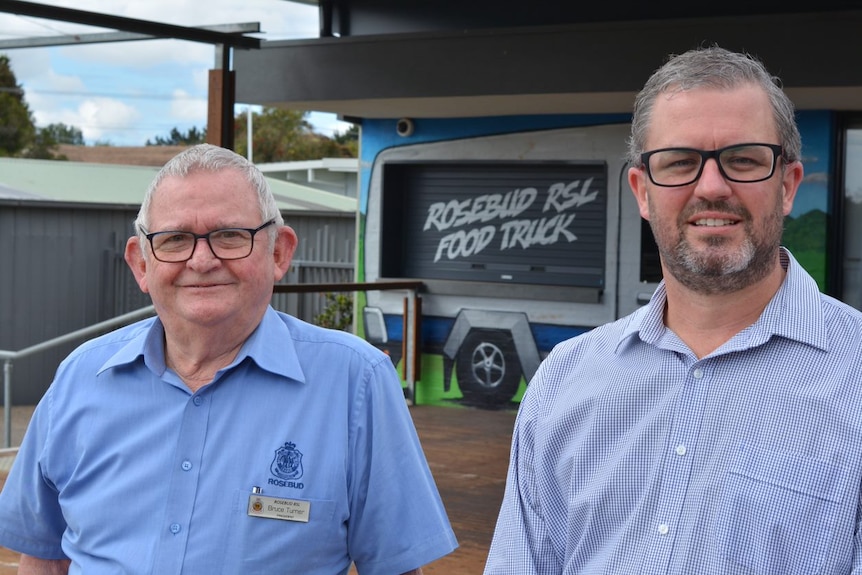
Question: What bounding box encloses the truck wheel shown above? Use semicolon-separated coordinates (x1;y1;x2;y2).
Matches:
456;329;521;406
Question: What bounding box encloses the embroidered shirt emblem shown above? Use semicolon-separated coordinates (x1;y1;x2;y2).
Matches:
270;442;304;480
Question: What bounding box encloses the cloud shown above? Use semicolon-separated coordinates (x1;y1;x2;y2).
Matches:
61;38;214;68
308;111;356;137
0;0;321;145
170;88;207;123
802;171;829;185
77;97;141;141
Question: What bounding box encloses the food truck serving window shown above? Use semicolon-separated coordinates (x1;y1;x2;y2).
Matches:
381;161;607;288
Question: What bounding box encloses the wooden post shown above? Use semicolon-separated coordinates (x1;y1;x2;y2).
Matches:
206;45;235;150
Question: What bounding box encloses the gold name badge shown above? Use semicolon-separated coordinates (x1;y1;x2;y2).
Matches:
247;494;311;523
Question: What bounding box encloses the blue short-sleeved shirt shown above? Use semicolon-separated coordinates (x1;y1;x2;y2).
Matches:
0;307;457;575
485;249;862;575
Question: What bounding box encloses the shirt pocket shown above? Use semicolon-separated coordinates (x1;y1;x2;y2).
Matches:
715;443;852;575
219;488;343;575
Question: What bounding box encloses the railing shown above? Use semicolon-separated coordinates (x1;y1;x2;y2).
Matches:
0;281;422;448
0;306;157;448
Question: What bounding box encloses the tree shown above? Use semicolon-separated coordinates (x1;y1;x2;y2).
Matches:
21;123;85;160
334;124;359;157
40;122;85;145
0;55;36;157
22;129;63;160
234;107;357;162
146;126;207;146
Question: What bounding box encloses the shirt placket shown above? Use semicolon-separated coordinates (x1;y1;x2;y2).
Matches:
149;391;211;575
640;359;711;574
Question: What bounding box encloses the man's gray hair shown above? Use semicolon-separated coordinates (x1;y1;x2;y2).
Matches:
627;45;801;165
134;144;283;244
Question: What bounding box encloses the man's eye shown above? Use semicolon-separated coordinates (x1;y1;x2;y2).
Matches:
164;234;189;243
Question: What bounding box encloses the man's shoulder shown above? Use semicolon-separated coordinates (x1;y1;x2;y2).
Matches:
818;292;862;332
64;316;155;364
552;307;646;354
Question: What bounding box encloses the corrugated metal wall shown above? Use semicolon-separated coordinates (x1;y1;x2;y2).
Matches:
274;215;357;321
0;203;356;405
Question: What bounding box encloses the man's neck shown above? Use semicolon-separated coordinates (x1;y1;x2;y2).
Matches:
162;323;253;392
662;262;787;359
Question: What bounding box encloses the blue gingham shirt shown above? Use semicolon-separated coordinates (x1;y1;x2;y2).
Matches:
485;249;862;575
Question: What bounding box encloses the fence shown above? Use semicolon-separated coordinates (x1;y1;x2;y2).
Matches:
273;259;355;323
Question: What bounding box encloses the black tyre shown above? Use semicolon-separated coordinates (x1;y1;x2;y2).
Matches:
455;329;521;406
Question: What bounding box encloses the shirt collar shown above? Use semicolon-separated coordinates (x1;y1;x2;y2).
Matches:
99;307;306;383
619;247;827;353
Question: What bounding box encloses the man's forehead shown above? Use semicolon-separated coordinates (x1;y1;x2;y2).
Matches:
646;85;777;143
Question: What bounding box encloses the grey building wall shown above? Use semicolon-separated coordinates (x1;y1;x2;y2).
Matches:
0;202;145;405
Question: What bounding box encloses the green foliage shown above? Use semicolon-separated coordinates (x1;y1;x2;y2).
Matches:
0;57;85;159
313;293;354;331
782;210;827;252
233;107;357;162
333;124;359;157
783;210;828;291
40;122;85;145
21;130;64;160
146;126;207;146
0;55;36;157
21;123;84;159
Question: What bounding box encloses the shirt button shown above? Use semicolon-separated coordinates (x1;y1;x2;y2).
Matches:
675;445;687;456
170;523;182;534
658;523;669;535
193;396;203;406
693;368;703;379
181;460;193;471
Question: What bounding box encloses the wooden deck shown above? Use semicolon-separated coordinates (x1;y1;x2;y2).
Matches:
409;404;516;574
0;403;517;574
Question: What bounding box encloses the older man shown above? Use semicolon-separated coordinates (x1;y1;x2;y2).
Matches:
0;144;457;575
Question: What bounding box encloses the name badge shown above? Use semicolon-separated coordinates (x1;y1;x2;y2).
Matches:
248;494;311;523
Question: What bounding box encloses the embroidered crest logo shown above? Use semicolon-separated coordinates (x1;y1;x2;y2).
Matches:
270;442;304;480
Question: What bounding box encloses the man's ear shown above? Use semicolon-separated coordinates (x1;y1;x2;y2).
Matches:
628;165;651;221
272;225;298;282
781;160;804;217
125;236;150;294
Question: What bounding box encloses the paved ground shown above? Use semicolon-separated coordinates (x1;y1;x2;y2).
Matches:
0;403;516;574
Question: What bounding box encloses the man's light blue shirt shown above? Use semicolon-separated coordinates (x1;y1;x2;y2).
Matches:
486;249;862;574
0;307;457;574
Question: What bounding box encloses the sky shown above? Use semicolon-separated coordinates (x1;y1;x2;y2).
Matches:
0;0;353;146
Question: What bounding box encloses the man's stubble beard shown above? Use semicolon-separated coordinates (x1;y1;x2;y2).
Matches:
648;191;785;295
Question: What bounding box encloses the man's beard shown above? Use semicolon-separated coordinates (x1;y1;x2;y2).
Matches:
649;196;785;295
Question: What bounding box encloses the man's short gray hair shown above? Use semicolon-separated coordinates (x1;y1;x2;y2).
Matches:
627;45;801;166
134;144;283;246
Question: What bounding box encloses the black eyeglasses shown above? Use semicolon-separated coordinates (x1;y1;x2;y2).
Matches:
640;143;784;187
141;220;277;263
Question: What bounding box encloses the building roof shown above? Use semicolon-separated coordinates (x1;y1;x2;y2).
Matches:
55;144;190;167
0;157;357;213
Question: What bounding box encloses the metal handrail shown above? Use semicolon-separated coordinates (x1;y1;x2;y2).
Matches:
0;305;157;447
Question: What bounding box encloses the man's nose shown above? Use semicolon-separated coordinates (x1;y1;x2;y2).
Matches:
694;158;733;198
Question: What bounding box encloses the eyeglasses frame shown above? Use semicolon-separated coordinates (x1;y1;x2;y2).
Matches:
141;219;277;263
639;143;785;188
